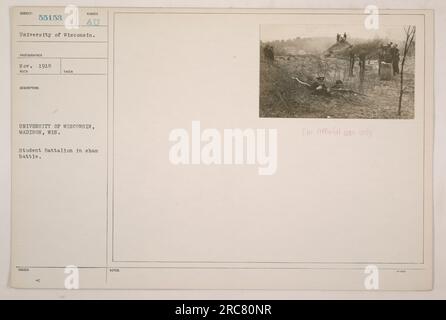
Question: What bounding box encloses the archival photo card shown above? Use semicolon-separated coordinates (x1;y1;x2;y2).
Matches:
10;7;433;290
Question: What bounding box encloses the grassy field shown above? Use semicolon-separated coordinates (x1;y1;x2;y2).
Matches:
259;53;415;119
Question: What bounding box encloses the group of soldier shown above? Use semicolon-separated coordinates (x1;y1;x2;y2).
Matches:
381;42;400;75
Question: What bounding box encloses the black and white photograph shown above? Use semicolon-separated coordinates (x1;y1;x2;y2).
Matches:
260;25;416;119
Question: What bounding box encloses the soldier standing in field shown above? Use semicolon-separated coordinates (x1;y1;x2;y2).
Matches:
392;44;400;75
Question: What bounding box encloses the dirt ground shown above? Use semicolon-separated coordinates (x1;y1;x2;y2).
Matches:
259;54;415;119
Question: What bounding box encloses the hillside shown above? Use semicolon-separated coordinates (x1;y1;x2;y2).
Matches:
259;51;415;119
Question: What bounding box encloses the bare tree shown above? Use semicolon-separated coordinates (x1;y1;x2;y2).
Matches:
398;26;416;116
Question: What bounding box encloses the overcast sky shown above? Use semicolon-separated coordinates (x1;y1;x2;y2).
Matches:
260;24;411;42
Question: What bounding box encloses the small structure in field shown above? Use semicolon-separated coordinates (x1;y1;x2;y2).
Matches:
379;62;393;80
